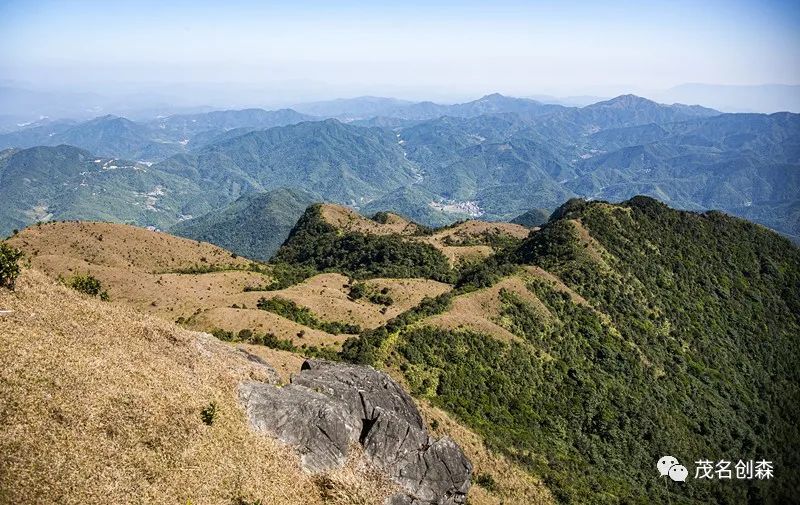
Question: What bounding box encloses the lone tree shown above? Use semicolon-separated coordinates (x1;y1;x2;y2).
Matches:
0;243;23;290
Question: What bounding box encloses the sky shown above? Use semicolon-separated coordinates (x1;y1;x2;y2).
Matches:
1;0;799;106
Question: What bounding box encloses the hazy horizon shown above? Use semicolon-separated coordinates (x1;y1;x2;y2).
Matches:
1;0;799;115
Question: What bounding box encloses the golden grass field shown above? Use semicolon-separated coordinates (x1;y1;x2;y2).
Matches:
2;217;559;504
424;273;550;342
0;269;395;505
9;222;455;348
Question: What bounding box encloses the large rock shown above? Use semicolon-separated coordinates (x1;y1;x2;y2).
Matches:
238;382;359;472
238;359;472;504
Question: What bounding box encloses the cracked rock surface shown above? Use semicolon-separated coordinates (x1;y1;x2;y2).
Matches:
239;359;472;504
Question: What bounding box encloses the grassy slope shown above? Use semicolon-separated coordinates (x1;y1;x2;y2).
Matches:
0;269;395;505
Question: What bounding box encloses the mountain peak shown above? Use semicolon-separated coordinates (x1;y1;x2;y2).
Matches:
479;93;507;101
592;94;659;108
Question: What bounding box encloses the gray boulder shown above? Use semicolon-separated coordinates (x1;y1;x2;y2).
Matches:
238;382;359;472
238;359;472;504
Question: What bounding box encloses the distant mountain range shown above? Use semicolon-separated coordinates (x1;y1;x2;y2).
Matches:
0;108;315;162
651;83;800;113
1;93;798;246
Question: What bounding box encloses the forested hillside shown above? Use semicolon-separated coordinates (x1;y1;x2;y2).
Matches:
338;196;800;504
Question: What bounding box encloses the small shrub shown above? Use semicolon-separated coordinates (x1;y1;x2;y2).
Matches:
65;273;109;300
0;243;23;290
349;282;393;306
475;473;498;492
371;211;390;224
200;402;217;426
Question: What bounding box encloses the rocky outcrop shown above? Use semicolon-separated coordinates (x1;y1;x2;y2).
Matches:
239;359;472;505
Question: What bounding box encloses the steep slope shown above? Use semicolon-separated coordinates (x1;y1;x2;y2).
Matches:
343;196;800;503
5;222;288;341
0;269;396;505
170;188;318;261
7;221;251;272
273;204;455;282
511;208;550;227
7;221;449;349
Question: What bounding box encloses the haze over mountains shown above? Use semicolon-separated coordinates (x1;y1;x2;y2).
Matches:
1;92;798;254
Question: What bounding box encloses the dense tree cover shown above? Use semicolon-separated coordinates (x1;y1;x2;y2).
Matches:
272;204;455;282
257;296;361;335
342;197;800;503
170;188;317;261
341;292;455;365
3;99;797;240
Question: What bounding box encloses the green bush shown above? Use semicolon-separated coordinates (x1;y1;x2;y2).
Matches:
348;282;394;306
342;197;800;503
200;402;217;425
257;296;361;334
474;473;498;493
0;243;23;290
210;327;339;360
65;273;109;301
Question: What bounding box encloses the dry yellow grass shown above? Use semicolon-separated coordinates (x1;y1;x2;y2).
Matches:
8;222;346;347
8;223;452;346
252;273;452;330
235;344;308;383
420;221;530;264
429;220;531;241
8;221;276;330
190;306;343;347
424;275;549;342
0;269;393;505
9;221;250;272
319;204;420;235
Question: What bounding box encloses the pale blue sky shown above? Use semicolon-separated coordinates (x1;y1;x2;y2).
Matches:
1;0;798;101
